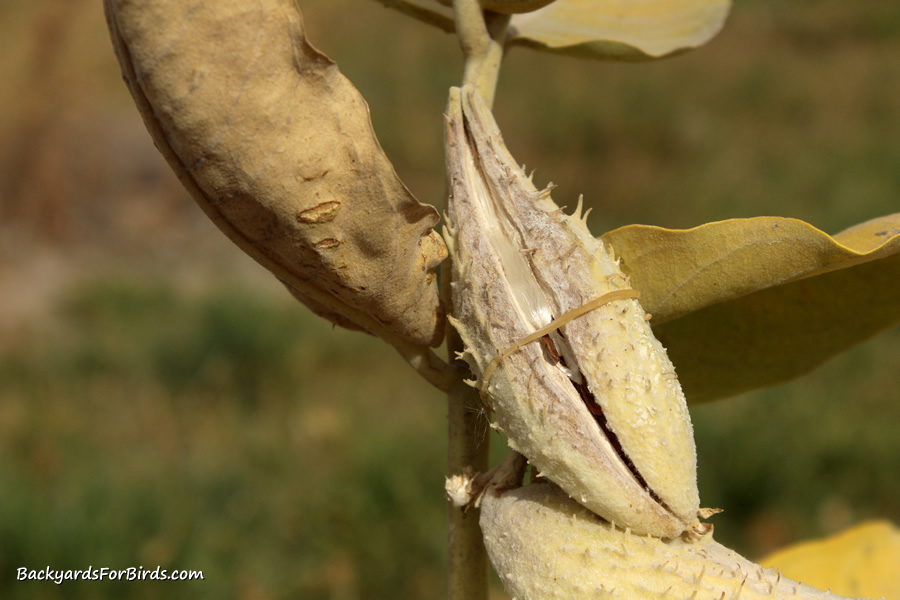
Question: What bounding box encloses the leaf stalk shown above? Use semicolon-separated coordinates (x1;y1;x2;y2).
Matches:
453;0;510;108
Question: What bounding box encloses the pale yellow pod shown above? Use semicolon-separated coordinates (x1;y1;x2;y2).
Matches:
445;86;698;538
481;482;869;600
104;0;447;348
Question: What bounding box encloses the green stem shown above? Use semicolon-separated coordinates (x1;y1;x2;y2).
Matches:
454;0;510;108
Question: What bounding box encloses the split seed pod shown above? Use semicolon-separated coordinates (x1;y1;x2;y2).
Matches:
444;86;698;538
104;0;447;349
480;482;865;600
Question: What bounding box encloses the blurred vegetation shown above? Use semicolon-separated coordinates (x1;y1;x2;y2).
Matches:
0;0;898;598
0;280;450;599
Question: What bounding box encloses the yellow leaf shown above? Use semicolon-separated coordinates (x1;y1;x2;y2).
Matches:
507;0;731;59
376;0;731;59
760;520;900;600
601;215;900;403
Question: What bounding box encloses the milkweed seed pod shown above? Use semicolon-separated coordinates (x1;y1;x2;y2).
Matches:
104;0;447;348
480;482;867;600
444;86;698;538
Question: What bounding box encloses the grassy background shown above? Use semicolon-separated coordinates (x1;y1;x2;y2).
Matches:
1;0;898;598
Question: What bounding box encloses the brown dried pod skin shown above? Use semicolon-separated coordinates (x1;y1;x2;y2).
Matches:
445;86;698;538
104;0;447;347
480;483;867;600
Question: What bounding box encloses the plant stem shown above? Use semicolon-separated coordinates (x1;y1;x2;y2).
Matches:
446;6;509;598
392;341;454;392
446;327;491;600
442;152;490;598
454;0;511;107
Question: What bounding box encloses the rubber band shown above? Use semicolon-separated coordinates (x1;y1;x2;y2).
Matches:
480;289;641;399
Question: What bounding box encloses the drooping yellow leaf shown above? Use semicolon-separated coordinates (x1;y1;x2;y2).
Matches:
601;215;900;403
375;0;731;59
760;520;900;600
506;0;731;59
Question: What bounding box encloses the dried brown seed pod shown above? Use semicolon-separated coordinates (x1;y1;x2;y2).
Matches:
444;86;698;538
104;0;447;349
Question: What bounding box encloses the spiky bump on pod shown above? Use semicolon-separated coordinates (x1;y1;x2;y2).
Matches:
444;86;698;538
480;482;869;600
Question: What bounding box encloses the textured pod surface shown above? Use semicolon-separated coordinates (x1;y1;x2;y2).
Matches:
481;482;868;600
444;86;698;538
105;0;447;347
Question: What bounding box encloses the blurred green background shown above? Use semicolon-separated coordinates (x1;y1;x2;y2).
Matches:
0;0;898;598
